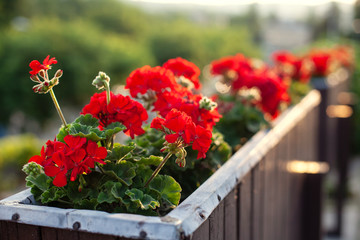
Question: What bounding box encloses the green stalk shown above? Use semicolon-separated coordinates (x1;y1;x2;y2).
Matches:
49;88;67;127
144;152;172;188
104;82;111;105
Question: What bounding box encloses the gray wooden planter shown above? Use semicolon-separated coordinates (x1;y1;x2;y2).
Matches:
0;90;322;240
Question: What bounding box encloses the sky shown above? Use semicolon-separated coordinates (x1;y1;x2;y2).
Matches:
129;0;356;6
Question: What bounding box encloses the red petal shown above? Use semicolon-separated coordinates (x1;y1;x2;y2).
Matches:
95;147;108;159
165;133;179;143
44;165;60;177
53;170;67;187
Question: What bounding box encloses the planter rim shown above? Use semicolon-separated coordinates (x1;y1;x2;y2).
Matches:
0;90;321;239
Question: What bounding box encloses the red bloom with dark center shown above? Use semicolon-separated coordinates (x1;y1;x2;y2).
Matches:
163;57;201;89
29;55;58;75
125;65;177;98
81;91;148;138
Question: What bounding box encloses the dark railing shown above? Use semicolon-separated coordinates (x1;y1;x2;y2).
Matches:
192;93;320;240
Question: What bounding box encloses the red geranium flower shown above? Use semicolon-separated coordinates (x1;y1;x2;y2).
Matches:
125;65;177;98
192;125;212;159
29;135;107;187
163;57;202;89
81;91;148;138
151;109;212;159
29;55;58;75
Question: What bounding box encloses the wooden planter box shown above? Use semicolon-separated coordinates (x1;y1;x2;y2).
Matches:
0;90;322;240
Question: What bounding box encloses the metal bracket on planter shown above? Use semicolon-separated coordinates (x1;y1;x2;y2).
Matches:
286;160;330;174
326;105;353;118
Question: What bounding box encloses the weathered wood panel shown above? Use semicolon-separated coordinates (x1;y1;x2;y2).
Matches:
224;188;238;240
239;173;252;240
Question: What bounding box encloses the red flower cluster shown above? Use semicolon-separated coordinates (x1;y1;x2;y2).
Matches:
308;50;333;77
125;65;177;99
125;58;221;131
151;109;212;160
210;54;252;77
153;90;221;131
81;91;148;138
29;55;58;75
210;54;290;119
29;135;107;187
163;57;202;89
272;51;312;84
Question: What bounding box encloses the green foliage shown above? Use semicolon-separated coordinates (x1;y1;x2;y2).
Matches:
0;134;41;196
133;127;232;200
215;96;269;150
0;0;260;127
289;81;312;105
23;115;182;215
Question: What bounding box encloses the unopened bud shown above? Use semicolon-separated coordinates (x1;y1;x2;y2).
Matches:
55;69;63;78
38;69;46;79
30;75;41;83
175;148;187;167
22;162;43;177
199;97;217;111
92;71;110;90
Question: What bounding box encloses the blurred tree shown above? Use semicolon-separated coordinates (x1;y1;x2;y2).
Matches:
246;3;262;44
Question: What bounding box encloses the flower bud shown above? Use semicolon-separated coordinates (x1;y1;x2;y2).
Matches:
175;148;187;167
199;97;217;111
92;71;110;90
55;69;63;78
30;75;41;83
38;69;46;79
22;162;43;177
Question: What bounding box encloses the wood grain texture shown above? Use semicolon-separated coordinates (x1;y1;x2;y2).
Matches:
224;188;238;240
191;219;209;240
209;200;224;240
239;173;252;240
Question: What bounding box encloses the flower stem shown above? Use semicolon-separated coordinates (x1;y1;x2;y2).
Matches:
105;82;111;105
144;152;172;188
49;88;67;127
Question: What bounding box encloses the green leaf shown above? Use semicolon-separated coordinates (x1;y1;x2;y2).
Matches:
102;161;136;186
56;126;69;142
68;123;105;141
132;164;153;188
97;181;117;204
25;173;51;192
110;182;129;207
74;199;98;210
125;188;160;210
74;114;100;128
41;187;66;203
134;155;163;166
67;181;92;204
104;122;126;138
106;143;136;162
149;175;181;208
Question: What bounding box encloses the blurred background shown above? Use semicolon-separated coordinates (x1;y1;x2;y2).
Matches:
0;0;359;238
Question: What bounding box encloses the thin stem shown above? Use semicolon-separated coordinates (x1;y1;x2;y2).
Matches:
105;82;111;105
144;152;172;188
57;199;72;205
49;88;67;127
